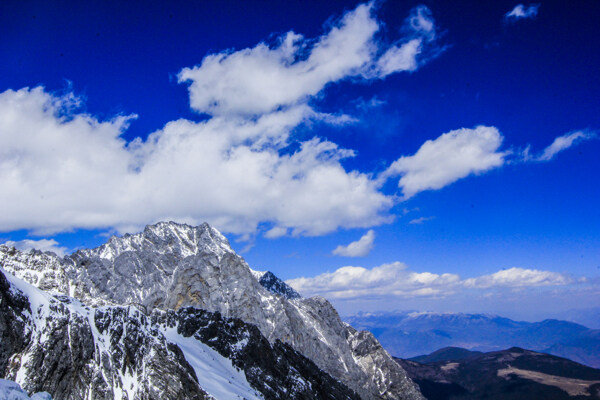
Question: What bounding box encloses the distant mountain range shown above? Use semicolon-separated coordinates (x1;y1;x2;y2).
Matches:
395;347;600;399
553;308;600;330
344;311;600;368
408;347;483;364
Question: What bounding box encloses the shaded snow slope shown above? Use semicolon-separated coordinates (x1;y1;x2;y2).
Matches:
258;271;302;300
162;327;263;400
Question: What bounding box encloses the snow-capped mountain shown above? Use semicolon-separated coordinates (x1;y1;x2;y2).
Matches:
0;265;359;399
0;221;423;400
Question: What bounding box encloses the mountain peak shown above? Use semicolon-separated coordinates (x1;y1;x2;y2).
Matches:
258;271;302;300
81;221;233;261
1;222;425;400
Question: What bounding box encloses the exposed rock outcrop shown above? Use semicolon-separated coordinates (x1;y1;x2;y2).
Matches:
0;268;359;399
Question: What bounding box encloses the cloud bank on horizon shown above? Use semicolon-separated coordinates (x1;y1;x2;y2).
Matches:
286;262;587;304
0;1;595;242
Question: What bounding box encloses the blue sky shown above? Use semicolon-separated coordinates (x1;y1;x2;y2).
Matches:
1;0;598;322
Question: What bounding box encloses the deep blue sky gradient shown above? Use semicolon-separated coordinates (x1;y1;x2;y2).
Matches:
1;0;598;319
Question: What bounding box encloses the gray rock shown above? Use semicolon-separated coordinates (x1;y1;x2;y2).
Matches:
0;269;210;400
0;268;359;400
0;221;424;400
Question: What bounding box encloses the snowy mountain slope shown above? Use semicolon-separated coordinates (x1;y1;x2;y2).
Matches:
157;307;360;400
249;268;267;281
0;379;51;400
0;267;360;400
1;267;211;399
0;221;423;400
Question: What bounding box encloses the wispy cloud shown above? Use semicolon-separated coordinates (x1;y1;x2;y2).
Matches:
535;131;596;162
379;126;596;200
1;239;68;256
332;230;375;257
505;4;540;22
408;216;435;225
264;226;289;239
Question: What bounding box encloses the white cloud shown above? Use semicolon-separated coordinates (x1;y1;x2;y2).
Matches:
536;131;596;161
287;262;461;299
264;226;288;239
382;126;507;199
408;216;434;225
2;3;587;241
463;267;573;288
287;263;577;300
0;87;135;234
2;239;68;256
0;3;442;238
179;3;438;116
505;4;540;21
0;88;394;236
332;230;375;257
375;39;422;75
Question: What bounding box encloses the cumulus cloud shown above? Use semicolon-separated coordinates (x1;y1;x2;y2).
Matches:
287;263;577;300
505;4;540;21
332;230;375;257
382;126;507;199
2;239;68;256
0;3;443;238
1;2;587;241
179;3;439;116
287;262;461;299
0;88;394;236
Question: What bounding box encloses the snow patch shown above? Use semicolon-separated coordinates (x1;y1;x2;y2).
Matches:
162;327;264;400
249;268;267;281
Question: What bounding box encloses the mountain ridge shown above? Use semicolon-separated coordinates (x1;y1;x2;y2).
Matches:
395;347;600;399
0;221;423;400
344;310;600;368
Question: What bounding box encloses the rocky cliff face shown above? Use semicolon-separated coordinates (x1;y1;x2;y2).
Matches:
0;221;423;400
0;267;211;399
0;267;359;399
